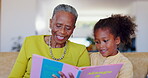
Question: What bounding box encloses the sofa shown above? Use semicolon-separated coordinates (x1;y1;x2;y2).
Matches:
0;52;148;78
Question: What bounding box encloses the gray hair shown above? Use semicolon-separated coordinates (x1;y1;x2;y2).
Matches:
52;4;78;20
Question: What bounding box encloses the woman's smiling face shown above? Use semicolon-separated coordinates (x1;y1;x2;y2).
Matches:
50;11;76;44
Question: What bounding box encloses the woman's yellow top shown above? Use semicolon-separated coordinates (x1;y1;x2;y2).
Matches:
9;35;90;78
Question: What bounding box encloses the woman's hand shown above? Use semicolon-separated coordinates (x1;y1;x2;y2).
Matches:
52;71;74;78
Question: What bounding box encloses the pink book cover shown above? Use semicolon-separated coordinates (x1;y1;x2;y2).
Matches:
30;54;80;78
30;54;123;78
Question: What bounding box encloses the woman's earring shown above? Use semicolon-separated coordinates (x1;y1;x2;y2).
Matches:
71;34;73;38
48;29;52;35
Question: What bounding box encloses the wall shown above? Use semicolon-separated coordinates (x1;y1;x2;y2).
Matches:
1;0;148;52
0;0;1;51
1;0;36;52
129;1;148;52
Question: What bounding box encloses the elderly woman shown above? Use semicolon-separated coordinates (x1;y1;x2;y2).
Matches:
9;4;90;78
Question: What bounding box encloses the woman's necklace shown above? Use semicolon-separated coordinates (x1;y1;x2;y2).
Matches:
49;36;67;61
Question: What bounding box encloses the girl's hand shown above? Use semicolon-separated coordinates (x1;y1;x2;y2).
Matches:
52;71;74;78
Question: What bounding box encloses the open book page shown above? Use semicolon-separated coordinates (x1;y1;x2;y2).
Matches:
79;64;123;78
31;54;123;78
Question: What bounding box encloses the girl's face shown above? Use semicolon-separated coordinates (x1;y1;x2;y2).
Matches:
94;28;120;57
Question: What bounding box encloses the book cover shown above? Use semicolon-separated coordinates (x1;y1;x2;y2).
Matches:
30;54;123;78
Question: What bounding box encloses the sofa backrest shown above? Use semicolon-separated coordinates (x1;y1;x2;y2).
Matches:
0;52;148;78
122;52;148;78
0;52;19;78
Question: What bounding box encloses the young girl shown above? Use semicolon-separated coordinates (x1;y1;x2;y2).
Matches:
90;14;136;78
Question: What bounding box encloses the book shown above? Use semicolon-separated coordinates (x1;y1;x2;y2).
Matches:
30;54;123;78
